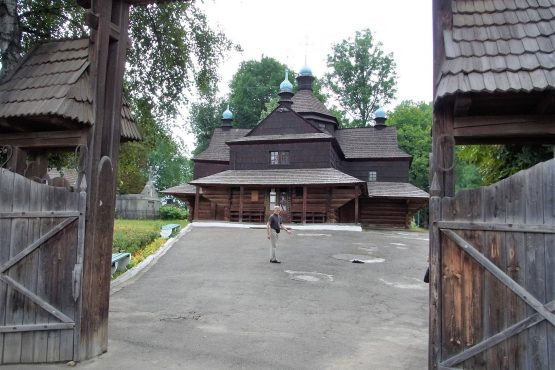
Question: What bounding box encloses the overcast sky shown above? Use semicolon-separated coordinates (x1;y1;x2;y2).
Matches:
180;0;433;152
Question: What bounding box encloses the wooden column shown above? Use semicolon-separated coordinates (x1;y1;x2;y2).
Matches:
432;103;455;197
354;185;359;224
194;186;200;221
302;186;307;224
238;186;244;222
5;147;27;175
225;188;231;221
79;0;130;360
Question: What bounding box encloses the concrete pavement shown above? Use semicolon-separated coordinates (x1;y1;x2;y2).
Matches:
6;226;429;370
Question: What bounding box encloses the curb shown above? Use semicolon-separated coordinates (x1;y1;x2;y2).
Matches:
110;224;193;294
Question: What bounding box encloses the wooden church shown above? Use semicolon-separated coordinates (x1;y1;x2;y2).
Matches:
164;67;428;228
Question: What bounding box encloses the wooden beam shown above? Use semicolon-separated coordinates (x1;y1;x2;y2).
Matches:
239;186;244;222
194;186;200;221
5;146;26;175
0;130;86;148
302;186;307;224
453;95;471;116
0;211;81;218
354;185;359;224
429;194;442;370
454;114;555;129
438;221;555;234
442;229;555;326
534;92;555;114
0;323;75;333
432;104;455;197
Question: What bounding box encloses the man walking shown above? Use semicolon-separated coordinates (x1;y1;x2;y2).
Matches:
266;206;291;263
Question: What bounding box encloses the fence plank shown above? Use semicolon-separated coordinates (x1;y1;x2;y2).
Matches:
3;172;30;363
506;172;528;370
544;160;554;370
0;169;16;363
430;194;442;370
20;180;42;362
525;163;549;370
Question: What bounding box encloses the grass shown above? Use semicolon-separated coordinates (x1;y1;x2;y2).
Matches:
112;219;188;277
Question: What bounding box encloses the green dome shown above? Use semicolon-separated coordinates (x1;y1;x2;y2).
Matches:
222;105;233;120
279;69;293;92
374;107;386;119
299;65;313;76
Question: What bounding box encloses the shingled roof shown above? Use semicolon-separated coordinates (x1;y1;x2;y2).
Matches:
0;38;141;141
193;127;250;161
161;183;198;195
291;90;335;117
189;168;366;187
226;132;333;144
436;0;555;100
367;181;429;199
335;127;412;159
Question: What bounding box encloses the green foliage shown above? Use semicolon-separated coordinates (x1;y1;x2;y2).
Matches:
189;97;227;156
324;29;397;127
160;205;188;220
229;57;293;127
118;141;149;194
387;101;432;191
458;144;553;185
112;219;188;255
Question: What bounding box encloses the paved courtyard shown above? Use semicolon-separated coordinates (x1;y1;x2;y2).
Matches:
7;226;429;370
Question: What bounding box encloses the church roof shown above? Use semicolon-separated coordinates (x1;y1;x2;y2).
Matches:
436;0;555;100
335;127;411;159
190;168;366;187
193;127;250;161
0;38;141;141
291;90;335;117
226;132;332;144
366;181;429;199
161;183;198;195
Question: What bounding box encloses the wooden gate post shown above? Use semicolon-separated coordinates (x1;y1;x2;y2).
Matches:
429;173;442;369
79;0;131;360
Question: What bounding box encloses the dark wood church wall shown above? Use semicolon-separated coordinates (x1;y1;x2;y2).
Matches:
357;198;409;228
230;142;334;170
341;159;410;182
193;161;229;180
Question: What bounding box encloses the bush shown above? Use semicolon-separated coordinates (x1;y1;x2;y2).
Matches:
160;205;188;220
113;227;159;254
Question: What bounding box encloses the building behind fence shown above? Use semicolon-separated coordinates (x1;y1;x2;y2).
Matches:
116;179;160;219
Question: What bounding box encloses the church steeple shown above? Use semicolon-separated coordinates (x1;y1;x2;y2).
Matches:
297;64;314;91
278;69;294;109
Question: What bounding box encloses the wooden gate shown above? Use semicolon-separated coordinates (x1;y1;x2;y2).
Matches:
429;159;555;369
0;169;85;364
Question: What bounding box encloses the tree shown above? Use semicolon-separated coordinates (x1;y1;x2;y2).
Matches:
188;97;226;156
458;144;553;185
229;57;293;127
387;101;432;191
324;29;397;127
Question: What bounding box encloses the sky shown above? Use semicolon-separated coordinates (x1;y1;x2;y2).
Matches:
180;0;433;153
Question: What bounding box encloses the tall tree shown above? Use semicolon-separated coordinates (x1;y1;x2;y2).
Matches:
188;97;227;156
228;56;292;127
324;29;397;127
387;101;432;191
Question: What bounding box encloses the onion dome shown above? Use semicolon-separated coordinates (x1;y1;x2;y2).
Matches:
374;107;387;119
279;69;293;92
222;105;233;120
299;65;313;77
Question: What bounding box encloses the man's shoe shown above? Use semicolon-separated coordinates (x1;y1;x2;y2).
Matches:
270;260;281;264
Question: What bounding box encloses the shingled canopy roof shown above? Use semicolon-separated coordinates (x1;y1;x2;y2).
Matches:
291;90;335;117
335;127;412;159
367;181;429;199
226;132;333;144
161;183;198;196
0;38;141;141
436;0;555;100
194;127;250;161
189;168;366;188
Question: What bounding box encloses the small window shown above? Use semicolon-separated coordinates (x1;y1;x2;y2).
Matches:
269;189;276;208
368;171;377;182
251;190;258;202
270;151;290;165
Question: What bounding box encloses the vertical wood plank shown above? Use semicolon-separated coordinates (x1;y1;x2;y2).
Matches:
302;186;307;224
524;163;548;370
506;170;528;370
73;191;87;361
354;186;359;224
3;173;31;363
33;181;52;362
60;189;78;361
239;186;244;223
20;180;42;362
194;186;199;221
429;193;442;370
484;180;509;369
543;160;554;370
0;169;15;363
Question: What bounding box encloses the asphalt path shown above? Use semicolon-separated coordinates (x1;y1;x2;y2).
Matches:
6;226;429;370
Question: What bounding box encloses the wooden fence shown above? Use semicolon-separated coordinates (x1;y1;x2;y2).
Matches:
429;159;554;369
0;169;85;364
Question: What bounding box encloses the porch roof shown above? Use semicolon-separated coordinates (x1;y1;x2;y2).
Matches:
161;183;198;196
189;168;366;187
366;181;429;200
